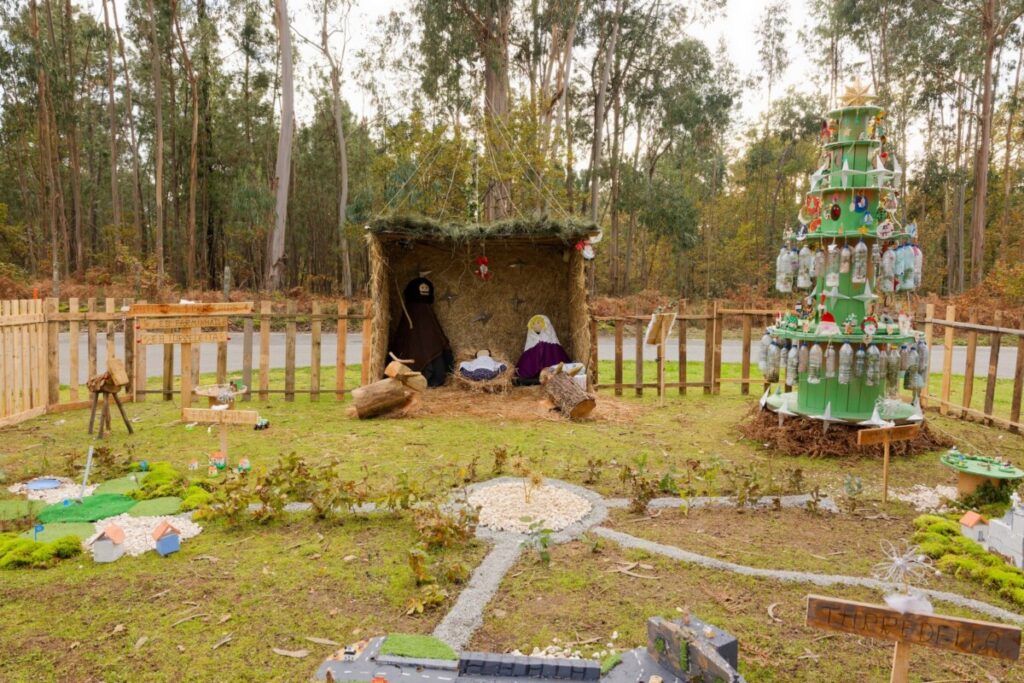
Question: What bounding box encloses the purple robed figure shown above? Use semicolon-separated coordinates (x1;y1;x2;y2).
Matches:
515;314;571;380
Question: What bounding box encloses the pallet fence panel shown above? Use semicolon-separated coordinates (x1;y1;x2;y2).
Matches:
242;316;253;401
259;301;271;401
134;300;147;401
29;300;41;408
962;311;978;417
310;301;322;401
0;302;8;417
678;301;687;396
45;298;59;405
87;297;97;380
336;300;348;399
285;300;297;401
634;318;644;397
984;311;1003;426
613;320;623;396
939;305;956;415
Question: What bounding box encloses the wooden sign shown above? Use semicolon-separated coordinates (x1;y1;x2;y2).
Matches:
131;302;253;318
806;595;1020;683
857;424;921;446
139;317;229;330
182;408;259;426
138;329;229;345
857;423;921;504
645;312;677;346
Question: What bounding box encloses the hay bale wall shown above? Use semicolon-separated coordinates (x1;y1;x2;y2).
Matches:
368;234;590;380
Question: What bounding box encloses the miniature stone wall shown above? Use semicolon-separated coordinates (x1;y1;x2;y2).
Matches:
646;616;745;683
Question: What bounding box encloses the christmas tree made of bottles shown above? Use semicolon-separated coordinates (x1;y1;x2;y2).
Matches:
760;77;927;425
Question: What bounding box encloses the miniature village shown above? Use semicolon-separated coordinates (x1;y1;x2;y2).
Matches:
1;79;1024;683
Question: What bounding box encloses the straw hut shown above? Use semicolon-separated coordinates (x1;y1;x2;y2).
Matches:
366;215;599;382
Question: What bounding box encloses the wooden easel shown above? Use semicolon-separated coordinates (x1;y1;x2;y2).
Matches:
87;358;133;437
806;595;1020;682
131;302;253;417
856;424;921;503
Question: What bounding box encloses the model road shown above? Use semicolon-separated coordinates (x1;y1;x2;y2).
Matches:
57;333;1019;385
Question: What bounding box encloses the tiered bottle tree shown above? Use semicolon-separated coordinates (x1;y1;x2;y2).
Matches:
760;79;927;424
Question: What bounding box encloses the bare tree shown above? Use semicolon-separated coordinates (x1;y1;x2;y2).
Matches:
590;0;622;223
101;0;121;232
146;0;165;282
266;0;295;290
111;0;145;251
172;0;199;288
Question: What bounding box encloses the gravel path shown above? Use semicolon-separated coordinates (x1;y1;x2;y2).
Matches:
468;482;592;533
605;493;840;513
593;527;1024;626
432;539;523;650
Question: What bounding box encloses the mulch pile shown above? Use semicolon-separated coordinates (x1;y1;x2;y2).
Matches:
739;405;953;458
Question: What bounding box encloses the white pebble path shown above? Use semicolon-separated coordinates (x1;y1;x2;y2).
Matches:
89;513;202;557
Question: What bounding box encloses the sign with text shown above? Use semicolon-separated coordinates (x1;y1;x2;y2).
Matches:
131;302;253;318
806;595;1020;661
856;423;921;446
182;408;259;426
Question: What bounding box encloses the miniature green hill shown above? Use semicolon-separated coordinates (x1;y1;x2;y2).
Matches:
379;634;458;661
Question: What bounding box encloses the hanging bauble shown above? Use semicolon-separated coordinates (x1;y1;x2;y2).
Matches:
876;219;893;239
574;240;596;260
830;202;841;220
882;193;899;213
840;244;852;273
853;194;868;213
475;255;493;280
851;239;868;284
863;212;874;226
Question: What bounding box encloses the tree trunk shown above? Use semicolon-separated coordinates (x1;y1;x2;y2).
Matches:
102;0;122;234
351;377;414;418
172;0;199;288
110;0;144;252
970;0;997;287
589;0;622;223
481;4;511;222
266;0;294;291
1000;31;1024;257
541;367;595;419
146;0;165;283
322;2;352;298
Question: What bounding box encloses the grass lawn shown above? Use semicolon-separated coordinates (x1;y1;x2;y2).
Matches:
1;362;1023;681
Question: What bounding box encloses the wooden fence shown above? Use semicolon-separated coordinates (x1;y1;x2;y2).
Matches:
0;297;372;428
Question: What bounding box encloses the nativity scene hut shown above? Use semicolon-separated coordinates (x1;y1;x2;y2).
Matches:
366;216;600;386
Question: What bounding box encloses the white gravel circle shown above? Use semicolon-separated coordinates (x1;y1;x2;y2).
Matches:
467;482;592;533
88;512;202;557
8;476;97;504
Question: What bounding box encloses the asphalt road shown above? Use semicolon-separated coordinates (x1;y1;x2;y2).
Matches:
58;332;1019;384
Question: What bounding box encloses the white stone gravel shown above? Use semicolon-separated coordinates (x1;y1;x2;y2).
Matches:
467;482;592;533
7;476;96;504
890;484;958;512
89;513;202;557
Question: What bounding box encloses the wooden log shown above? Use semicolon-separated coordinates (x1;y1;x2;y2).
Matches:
541;366;596;419
350;377;414;419
962;310;978;416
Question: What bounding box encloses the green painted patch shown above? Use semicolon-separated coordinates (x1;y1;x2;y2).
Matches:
379;634;457;660
20;522;95;542
127;496;183;517
93;476;141;495
600;652;622;674
0;500;46;521
36;494;136;523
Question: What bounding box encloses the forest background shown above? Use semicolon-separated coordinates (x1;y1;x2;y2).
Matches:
2;0;1024;313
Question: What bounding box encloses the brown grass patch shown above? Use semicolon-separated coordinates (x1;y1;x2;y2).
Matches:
408;386;645;423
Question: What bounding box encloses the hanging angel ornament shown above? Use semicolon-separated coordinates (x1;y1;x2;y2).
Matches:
474;255;493;281
853;194;868;213
840;157;852;189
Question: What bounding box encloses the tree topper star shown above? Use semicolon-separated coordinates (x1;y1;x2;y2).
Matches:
839;76;877;107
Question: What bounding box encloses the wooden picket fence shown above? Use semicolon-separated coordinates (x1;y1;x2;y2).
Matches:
0;300;50;427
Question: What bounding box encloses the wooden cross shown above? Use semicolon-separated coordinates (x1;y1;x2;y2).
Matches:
857;423;921;504
182;407;259;462
806;595;1020;683
131;302;253;416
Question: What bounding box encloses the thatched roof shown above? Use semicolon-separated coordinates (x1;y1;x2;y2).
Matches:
366;214;600;244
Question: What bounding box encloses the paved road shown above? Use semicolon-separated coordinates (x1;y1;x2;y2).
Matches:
57;333;1019;384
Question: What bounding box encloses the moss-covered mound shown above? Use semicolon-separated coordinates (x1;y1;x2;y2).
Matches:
36;494;137;523
0;533;82;569
0;499;46;521
94;475;141;495
130;463;186;500
379;634;457;660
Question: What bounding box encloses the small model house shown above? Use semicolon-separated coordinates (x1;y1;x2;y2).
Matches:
152;520;181;557
91;523;126;563
959;494;1024;568
959;511;986;543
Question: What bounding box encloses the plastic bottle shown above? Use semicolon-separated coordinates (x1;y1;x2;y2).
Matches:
854;347;866;379
838;343;853;385
825;345;837;379
913;244;924;289
899;244;916;292
871;242;882;280
786;344;799;387
789;248;800;282
916;339;929;380
840;244;852;273
766;342;781;382
797;246;813;289
866;345;880;386
880;247;896;293
775;247;792;293
904;346;919;390
852;239;868;284
808;345;822;384
878;344;888;382
798;343;809;373
900;344;911;370
813;249;825;280
758;330;772;374
887;347;901;395
826;246;841;287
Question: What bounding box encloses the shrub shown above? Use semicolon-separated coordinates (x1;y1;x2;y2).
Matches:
414;503;477;550
130;463;186;500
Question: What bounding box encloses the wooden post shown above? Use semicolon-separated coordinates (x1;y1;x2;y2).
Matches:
336;299;348;399
105;297;115;368
613;319;623;396
857;424;921;504
657;316;668;405
634;318;643;397
216;335;227;385
242;315;253;402
678;300;687;395
259;301;271;401
962;311;978;417
162;343;173;401
1010;335;1024;434
45;298;59;406
134;300;147;402
984;311;1003;426
740;313;752;395
921;302;935;407
703;304;714;395
310;300;321;401
180;340;192;411
285;300;297;401
191;323;201;388
68;297;80;401
890;641;911;683
87;297;97;381
123;298;134;397
589;315;599;390
361;300;372;386
713;301;724;395
939;305;956;415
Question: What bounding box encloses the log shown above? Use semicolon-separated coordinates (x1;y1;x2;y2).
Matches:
350;377;414;419
542;368;596;419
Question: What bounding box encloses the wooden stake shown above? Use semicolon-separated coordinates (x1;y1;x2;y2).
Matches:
882;433;891;505
890;641;911;683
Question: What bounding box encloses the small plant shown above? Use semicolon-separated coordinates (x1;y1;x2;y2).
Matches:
405;584;449;615
440;558;471;584
491;445;517;475
620;461;659;514
0;533;82;569
786;467;805;495
841;474;863;513
583;457;604;485
723;462;762;510
512;456;544;503
658;471;679;495
377;472;422;512
805;486;824;516
198;472;253;525
130;462;187;500
520;518;553;565
414;503;478;550
408;545;434;585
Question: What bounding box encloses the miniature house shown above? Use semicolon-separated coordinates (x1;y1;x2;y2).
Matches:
91;523;126;563
959;494;1024;568
152;520;181;557
959;511;986;543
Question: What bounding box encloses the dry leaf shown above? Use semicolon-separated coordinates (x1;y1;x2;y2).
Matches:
305;637;339;646
218;614;232;624
342;555;357;562
135;636;149;650
272;647;310;659
212;634;232;650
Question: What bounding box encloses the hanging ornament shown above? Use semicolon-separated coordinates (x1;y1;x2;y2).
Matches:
863;212;875;227
797;245;813;289
474;255;493;280
808;345;823;384
786;344;799;388
798;344;810;373
809;217;822;233
853;194;868;213
843;314;858;335
854;347;867;378
825;244;841;287
861;314;879;338
852;239;868;284
575;240;596;260
825;345;838;378
882;193;899;214
766;341;781;382
816;310;840;335
840;244;852;273
887;347;901;395
830;201;842;221
775;247;792;293
866;345;881;386
840;157;852;189
804;194;822;216
838;343;854;385
876;219;894;239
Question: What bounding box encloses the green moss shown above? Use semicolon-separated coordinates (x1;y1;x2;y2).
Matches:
379;634;457;661
367;215;598;245
127;496;183;517
600;652;622;674
0;533;81;569
37;494;137;523
130;463;186;501
180;485;214;511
